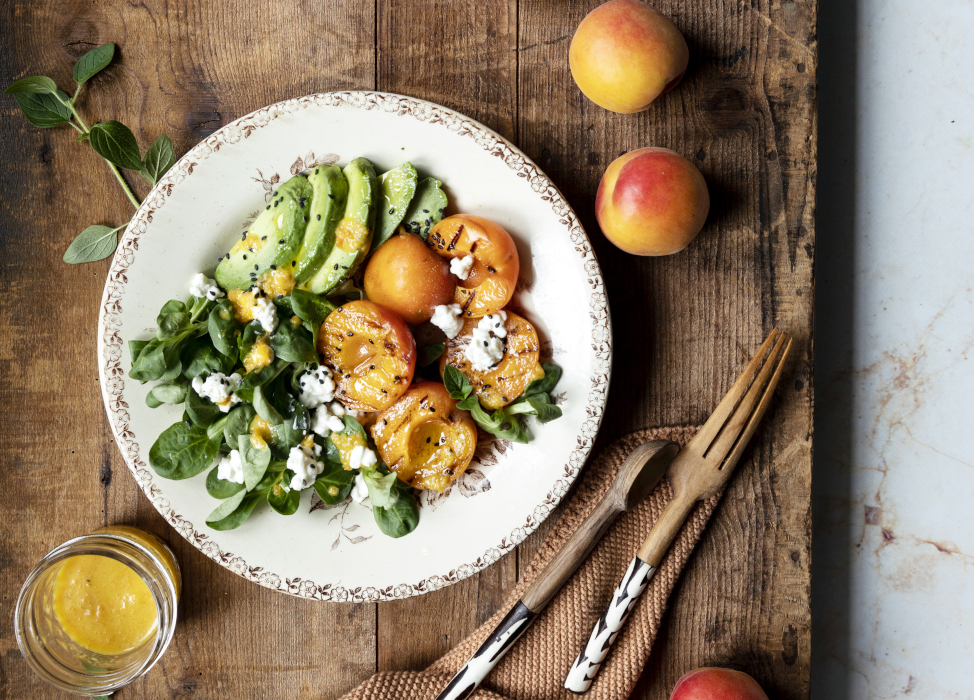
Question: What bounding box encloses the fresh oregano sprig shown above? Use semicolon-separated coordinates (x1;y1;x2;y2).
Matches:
4;43;178;263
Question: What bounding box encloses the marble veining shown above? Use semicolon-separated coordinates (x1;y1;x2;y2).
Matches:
814;1;974;698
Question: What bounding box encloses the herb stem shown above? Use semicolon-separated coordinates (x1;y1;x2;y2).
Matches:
63;95;141;210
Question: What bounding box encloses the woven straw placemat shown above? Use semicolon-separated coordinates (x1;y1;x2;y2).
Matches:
342;425;720;700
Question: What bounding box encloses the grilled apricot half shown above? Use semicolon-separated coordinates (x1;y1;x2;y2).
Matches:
372;382;477;492
318;300;416;412
427;214;519;318
439;310;544;410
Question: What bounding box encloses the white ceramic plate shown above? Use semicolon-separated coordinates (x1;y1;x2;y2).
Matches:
98;92;611;602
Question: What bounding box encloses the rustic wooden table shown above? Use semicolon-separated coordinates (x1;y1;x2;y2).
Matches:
0;1;815;698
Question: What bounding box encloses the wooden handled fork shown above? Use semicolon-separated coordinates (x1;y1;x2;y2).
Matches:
564;328;793;694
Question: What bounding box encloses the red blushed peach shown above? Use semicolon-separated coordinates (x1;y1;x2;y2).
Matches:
670;668;769;700
596;147;709;256
569;0;689;114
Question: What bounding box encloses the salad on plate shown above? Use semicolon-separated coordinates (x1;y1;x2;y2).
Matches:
128;157;562;539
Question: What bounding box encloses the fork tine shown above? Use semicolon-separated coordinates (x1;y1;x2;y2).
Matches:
687;328;781;454
705;332;791;465
722;335;793;469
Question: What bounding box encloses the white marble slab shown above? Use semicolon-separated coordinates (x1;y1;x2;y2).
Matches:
814;0;974;697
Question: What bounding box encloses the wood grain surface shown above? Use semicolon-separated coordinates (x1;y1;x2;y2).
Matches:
0;0;815;698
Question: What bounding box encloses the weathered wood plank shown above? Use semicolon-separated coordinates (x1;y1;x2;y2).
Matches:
516;0;815;697
374;0;521;674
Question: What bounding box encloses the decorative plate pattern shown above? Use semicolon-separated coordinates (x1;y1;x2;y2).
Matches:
98;91;611;602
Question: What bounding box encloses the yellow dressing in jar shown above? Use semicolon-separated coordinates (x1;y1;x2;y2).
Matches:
52;555;158;655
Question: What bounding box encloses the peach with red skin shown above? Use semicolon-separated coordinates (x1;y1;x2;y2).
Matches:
670;668;769;700
364;233;456;324
596;147;709;256
570;0;689;114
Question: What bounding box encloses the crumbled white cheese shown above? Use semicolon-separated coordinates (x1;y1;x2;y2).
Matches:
192;372;243;412
348;444;378;471
328;401;345;416
287;444;324;491
430;303;464;339
350;472;370;503
464;311;508;371
297;366;336;409
450;255;475;280
252;296;278;333
189;273;224;301
216;449;244;484
310;406;347;437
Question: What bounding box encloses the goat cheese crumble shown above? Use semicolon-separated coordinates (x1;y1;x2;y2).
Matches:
287;444;325;491
216;449;244;484
310;406;347;437
350;472;370;503
189;273;224;301
450;255;475;280
348;444;378;471
464;311;508;371
297;366;336;409
252;296;278;333
192;372;243;412
430;303;464;339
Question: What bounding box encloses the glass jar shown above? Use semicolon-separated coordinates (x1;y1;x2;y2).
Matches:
14;526;181;696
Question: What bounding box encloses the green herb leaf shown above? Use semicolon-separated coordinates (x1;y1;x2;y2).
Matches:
4;75;59;95
253;384;284;426
267;476;301;515
156;299;187;324
128;340;149;369
269;318;317;364
185;384;222;427
149;421;220;480
524;362;562;397
237;435;271;491
341;414;368;439
361;467;399;509
207;299;238;357
72;43;116;86
146;382;188;408
157;310;192;340
206;463;245;499
443;365;472;400
63;224;118;263
224;404;256;447
290;289;335;346
312;462;355;505
418;342;445;367
237;321;263;364
181;339;235;379
89;120;143;171
11;91;72;128
140;134;177;186
373;482;419;538
271;404;309;451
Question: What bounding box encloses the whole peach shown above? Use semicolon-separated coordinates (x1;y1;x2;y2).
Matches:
596;147;709;256
670;668;769;700
569;0;689;113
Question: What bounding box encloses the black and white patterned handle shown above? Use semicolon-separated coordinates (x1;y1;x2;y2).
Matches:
435;601;537;700
564;556;657;694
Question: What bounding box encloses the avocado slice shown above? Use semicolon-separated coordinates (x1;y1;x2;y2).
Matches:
372;162;418;251
307;158;378;294
290;165;349;283
216;175;313;291
401;177;448;239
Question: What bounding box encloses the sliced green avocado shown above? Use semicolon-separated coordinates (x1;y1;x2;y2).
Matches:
308;158;377;294
290;165;349;283
372;162;418;251
401;177;448;239
215;175;313;291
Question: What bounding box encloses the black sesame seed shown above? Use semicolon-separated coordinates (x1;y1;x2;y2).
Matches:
423;209;429;214
303;216;308;223
254;264;259;271
241;233;247;241
328;194;334;200
243;255;248;260
316;214;321;221
292;261;296;266
488;266;496;273
347;332;353;337
273;190;278;196
226;253;230;259
270;265;276;270
266;205;271;210
334;264;339;270
185;420;192;427
261;235;267;241
426;437;430;443
389;208;395;215
315;168;319;174
279;239;285;244
370;365;375;370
